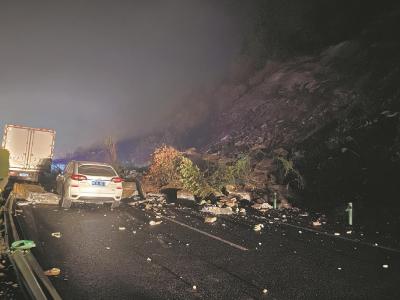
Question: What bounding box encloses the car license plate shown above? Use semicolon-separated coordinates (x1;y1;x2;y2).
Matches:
19;173;29;177
92;181;105;187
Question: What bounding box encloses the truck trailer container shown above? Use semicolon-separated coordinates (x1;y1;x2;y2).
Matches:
2;124;56;182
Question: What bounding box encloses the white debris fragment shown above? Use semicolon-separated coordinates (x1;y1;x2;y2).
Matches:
374;243;378;246
104;214;107;217
346;230;352;234
334;232;340;236
298;230;302;234
199;200;207;205
252;202;273;211
239;208;246;214
337;267;342;271
262;288;268;294
16;201;30;206
205;216;217;224
258;242;262;246
254;224;264;231
192;285;197;290
149;220;162;226
312;221;322;227
51;232;61;238
118;227;126;231
105;247;111;250
147;257;152;262
201;206;233;215
132;231;137;234
382;264;389;269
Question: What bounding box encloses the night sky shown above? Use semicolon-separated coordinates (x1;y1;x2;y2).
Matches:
0;1;252;157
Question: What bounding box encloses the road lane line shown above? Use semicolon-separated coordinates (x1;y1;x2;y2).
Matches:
276;221;400;253
162;216;249;251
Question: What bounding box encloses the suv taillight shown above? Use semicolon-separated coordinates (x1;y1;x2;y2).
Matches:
111;177;123;183
71;174;87;181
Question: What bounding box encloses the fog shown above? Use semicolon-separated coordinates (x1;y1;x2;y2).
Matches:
0;0;252;157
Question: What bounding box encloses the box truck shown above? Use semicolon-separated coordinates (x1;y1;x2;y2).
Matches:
2;124;56;182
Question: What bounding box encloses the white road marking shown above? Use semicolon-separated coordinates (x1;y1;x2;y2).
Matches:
162;216;249;251
277;221;400;253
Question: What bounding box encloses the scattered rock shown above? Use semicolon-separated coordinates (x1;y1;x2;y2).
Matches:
44;268;61;276
232;192;251;201
254;224;264;231
51;232;62;238
27;192;60;205
312;221;321;227
224;198;238;208
118;227;126;231
177;190;195;201
204;216;217;224
149;220;162;226
382;264;389;269
201;206;233;215
252;202;272;211
199;200;208;205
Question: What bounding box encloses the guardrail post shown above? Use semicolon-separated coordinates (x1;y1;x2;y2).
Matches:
346;202;353;226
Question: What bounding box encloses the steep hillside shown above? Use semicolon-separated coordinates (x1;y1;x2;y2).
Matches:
67;3;400;234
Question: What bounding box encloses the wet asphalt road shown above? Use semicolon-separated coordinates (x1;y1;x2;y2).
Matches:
14;200;400;300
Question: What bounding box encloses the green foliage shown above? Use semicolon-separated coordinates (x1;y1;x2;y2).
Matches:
147;147;253;199
233;155;251;183
0;149;10;191
178;157;214;198
206;154;251;191
208;163;235;191
274;156;304;190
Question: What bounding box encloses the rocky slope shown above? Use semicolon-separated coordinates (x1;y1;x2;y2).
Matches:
68;3;400;234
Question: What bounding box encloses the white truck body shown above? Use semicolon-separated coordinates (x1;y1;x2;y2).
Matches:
2;124;56;182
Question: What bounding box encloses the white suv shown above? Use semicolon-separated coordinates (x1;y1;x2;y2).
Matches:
56;161;123;209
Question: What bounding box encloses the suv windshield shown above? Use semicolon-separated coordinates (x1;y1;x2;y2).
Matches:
78;165;116;177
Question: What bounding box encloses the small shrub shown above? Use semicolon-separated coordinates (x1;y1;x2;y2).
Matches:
274;156;304;190
178;157;214;198
208;162;235;191
146;145;182;188
207;154;251;191
233;154;251;183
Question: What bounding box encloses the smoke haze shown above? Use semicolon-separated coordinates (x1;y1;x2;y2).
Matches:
0;1;252;156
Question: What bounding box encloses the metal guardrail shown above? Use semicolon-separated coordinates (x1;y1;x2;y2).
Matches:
3;192;62;300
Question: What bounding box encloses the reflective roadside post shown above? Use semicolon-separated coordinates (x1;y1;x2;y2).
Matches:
273;192;277;209
346;202;353;226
